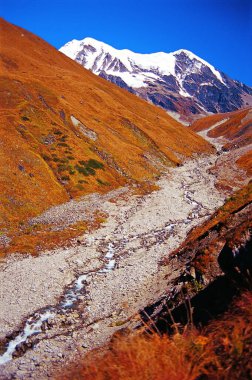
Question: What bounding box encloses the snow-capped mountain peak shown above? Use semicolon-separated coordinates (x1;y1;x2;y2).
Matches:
59;38;252;122
60;37;177;78
60;38;222;83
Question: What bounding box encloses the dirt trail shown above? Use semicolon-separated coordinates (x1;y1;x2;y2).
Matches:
0;154;225;379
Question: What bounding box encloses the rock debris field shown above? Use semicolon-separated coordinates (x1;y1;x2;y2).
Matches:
0;153;226;379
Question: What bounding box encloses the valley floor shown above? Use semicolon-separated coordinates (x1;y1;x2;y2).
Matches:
0;151;228;379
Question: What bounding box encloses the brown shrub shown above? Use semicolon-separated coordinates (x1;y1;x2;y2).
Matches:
58;292;252;380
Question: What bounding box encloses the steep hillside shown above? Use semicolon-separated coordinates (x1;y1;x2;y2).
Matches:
191;108;252;188
0;18;212;231
59;38;252;123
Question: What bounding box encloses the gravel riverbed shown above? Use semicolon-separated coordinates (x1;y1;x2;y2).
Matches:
0;154;226;379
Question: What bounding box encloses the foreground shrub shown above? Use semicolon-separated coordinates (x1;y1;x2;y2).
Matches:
58;291;252;380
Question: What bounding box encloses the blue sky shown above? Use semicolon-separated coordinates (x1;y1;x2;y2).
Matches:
1;0;252;85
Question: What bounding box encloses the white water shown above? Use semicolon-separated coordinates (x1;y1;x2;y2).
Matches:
0;243;116;365
165;224;175;232
0;275;89;365
61;274;88;308
104;259;116;271
99;242;116;273
0;311;55;365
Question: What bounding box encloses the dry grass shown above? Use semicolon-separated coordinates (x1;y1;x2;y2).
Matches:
59;291;252;380
0;211;107;258
0;18;214;260
132;181;160;196
236;150;252;176
1;221;86;257
171;181;252;275
190;108;248;135
191;108;252;175
182;181;252;248
0;18;213;237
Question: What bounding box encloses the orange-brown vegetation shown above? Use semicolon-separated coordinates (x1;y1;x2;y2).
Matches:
132;181;160;196
171;181;251;276
0;211;107;257
59;290;252;380
191;108;249;135
2;221;87;256
183;182;252;248
236;150;252;176
191;107;252;175
0;18;213;236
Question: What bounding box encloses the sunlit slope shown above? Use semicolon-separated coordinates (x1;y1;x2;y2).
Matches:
191;108;252;176
0;18;213;228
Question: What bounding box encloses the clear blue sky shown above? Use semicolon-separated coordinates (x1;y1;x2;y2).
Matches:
1;0;252;85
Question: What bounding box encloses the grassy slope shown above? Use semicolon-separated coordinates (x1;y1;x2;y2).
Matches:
0;18;213;232
191;108;252;175
181;182;252;248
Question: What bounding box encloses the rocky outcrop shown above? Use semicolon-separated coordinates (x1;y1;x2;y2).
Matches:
142;188;252;330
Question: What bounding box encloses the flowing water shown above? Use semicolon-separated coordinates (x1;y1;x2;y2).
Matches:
0;310;55;365
0;155;227;370
0;243;116;365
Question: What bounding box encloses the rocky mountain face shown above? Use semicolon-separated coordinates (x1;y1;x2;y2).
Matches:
59;38;252;123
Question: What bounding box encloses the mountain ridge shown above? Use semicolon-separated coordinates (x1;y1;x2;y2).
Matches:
60;37;252;123
60;37;224;83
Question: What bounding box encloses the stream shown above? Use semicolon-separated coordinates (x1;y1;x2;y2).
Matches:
0;153;227;378
0;180;203;366
0;243;116;365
